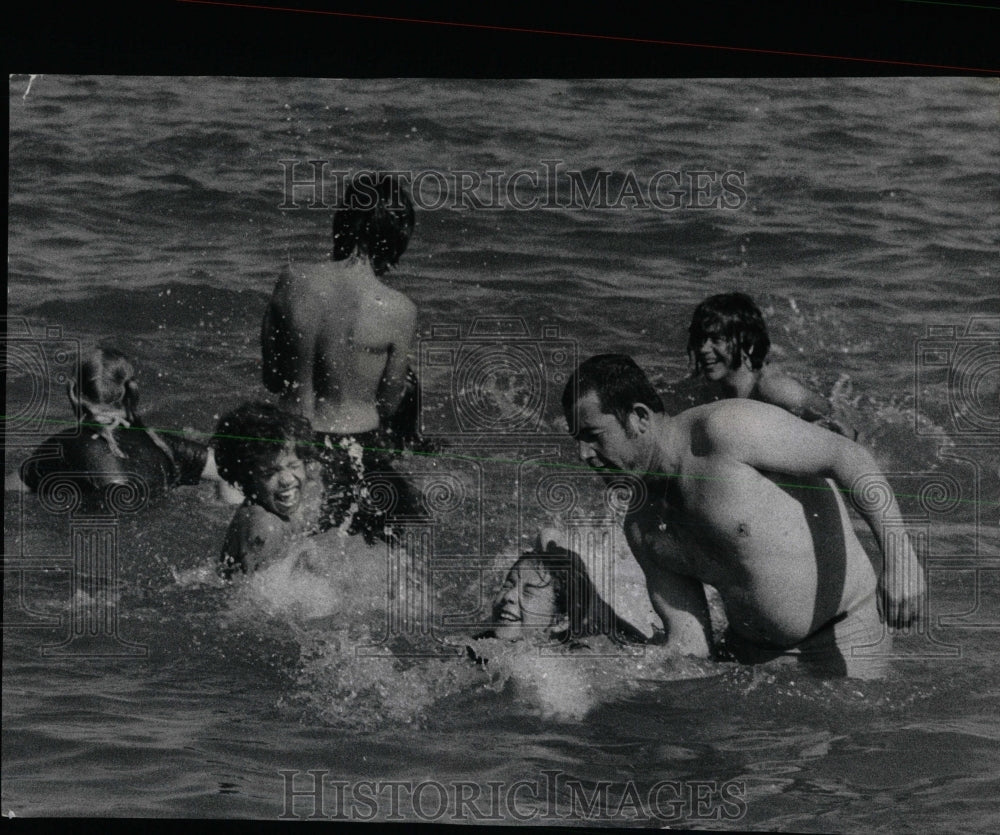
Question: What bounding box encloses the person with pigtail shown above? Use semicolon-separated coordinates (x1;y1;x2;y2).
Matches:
17;347;224;504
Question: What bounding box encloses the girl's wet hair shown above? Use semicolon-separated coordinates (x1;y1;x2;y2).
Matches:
496;544;647;644
332;172;415;276
213;401;315;495
72;347;140;420
686;291;771;373
69;347;180;461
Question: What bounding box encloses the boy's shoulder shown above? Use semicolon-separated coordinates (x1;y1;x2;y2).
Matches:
231;501;288;534
755;364;832;420
755;364;809;402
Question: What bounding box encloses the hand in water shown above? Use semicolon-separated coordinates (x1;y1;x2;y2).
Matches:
878;547;927;629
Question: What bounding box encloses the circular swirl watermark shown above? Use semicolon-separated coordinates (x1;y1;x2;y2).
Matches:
36;472;86;515
849;474;896;514
359;474;404;516
604;475;648;516
917;473;962;515
420;473;465;515
535;474;583;515
103;475;151;515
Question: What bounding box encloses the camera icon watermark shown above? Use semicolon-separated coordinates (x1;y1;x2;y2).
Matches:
914;317;999;438
417;317;577;439
1;317;80;438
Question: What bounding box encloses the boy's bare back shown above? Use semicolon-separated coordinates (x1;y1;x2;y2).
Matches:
262;259;417;435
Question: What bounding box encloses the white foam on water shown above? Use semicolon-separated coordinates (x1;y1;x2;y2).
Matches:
242;530;391;623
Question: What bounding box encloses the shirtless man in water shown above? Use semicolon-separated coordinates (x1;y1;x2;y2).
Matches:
261;173;422;539
561;354;926;677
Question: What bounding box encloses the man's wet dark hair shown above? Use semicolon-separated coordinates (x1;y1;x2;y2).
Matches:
561;353;664;429
213;401;315;498
332;172;415;276
686;292;771;373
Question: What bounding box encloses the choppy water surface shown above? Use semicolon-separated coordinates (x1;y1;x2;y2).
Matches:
5;76;999;827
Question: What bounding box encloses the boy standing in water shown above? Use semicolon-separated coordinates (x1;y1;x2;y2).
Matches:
686;292;859;439
213;402;324;579
261;172;424;541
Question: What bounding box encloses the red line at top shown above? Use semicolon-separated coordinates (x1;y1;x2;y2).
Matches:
176;0;997;73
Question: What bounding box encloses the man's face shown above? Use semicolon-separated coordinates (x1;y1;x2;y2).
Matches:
571;390;642;474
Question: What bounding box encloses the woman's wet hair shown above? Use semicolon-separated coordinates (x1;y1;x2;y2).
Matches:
213;401;315;496
561;353;664;429
686;292;771;373
332;172;415;276
493;543;647;645
71;347;140;420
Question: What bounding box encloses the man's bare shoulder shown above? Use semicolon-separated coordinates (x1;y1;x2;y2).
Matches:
696;398;791;450
269;262;327;309
756;365;806;400
355;283;416;340
276;261;342;291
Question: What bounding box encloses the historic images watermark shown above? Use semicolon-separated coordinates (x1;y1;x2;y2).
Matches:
418;317;576;439
2;318;80;438
278;770;749;824
278;160;748;211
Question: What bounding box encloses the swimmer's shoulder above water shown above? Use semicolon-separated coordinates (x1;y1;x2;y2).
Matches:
12;347;224;504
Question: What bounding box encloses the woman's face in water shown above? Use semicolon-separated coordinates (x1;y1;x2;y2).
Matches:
491;560;561;640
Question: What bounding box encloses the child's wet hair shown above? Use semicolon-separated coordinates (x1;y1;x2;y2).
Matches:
332;172;415;276
73;347;140;420
213;402;314;496
686;291;771;373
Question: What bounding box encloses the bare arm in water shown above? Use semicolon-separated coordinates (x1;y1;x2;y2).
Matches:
374;295;417;423
755;368;859;440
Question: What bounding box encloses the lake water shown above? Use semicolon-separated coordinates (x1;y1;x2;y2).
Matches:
4;75;999;828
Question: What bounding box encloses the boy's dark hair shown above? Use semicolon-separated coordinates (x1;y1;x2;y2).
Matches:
332;172;415;276
213;402;314;497
686;292;771;373
561;354;664;429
